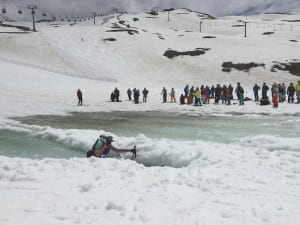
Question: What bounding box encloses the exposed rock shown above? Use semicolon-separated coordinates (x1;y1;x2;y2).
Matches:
222;62;265;73
271;61;300;76
164;48;210;59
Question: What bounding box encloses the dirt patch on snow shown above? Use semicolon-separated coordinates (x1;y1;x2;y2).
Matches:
202;36;216;39
282;19;300;22
153;33;165;40
232;25;244;27
271;61;300;76
103;38;117;42
262;32;274;35
222;62;265;73
164;48;210;59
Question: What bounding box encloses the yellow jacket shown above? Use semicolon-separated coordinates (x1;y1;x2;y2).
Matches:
296;83;300;91
194;89;201;98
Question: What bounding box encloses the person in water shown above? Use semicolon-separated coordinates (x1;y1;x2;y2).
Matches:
87;135;135;158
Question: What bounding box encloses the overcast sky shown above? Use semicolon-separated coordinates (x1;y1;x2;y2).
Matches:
2;0;300;19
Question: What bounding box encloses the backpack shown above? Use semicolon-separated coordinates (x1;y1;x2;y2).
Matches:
86;138;105;158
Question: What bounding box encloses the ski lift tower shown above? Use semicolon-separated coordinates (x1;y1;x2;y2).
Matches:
1;0;7;23
28;4;37;31
163;8;174;22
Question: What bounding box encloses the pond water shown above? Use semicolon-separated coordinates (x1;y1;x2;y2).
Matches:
0;111;299;166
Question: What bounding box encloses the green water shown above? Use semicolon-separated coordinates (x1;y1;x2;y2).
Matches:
0;130;82;159
12;111;300;142
0;111;299;159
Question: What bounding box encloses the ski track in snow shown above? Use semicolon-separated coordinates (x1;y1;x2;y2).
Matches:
0;9;300;225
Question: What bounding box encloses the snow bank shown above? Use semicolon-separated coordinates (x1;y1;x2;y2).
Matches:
0;146;299;225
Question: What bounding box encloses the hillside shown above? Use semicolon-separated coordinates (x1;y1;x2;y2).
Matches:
0;9;299;118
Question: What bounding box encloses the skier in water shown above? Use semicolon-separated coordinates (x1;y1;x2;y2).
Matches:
87;135;136;158
77;89;83;106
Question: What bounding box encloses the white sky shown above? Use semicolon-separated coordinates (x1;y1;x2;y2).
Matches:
2;0;300;18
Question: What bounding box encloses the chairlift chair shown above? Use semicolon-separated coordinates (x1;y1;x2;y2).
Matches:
2;8;6;14
18;9;22;15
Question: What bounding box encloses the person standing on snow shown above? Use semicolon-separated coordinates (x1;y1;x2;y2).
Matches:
205;86;211;104
142;88;149;103
180;94;185;104
170;88;176;102
133;88;140;104
271;82;279;108
114;88;120;102
253;83;261;102
227;84;233;105
77;89;83;106
235;82;243;101
200;85;206;104
235;83;244;105
127;88;132;101
161;87;167;103
184;85;189;97
262;83;269;99
210;85;215;99
214;84;221;104
281;83;286;102
194;87;202;106
296;80;300;103
287;83;295;103
222;84;227;104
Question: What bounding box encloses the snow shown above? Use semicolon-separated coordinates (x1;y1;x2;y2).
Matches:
0;10;300;225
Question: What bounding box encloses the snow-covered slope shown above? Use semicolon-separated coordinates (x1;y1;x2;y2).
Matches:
0;10;300;118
